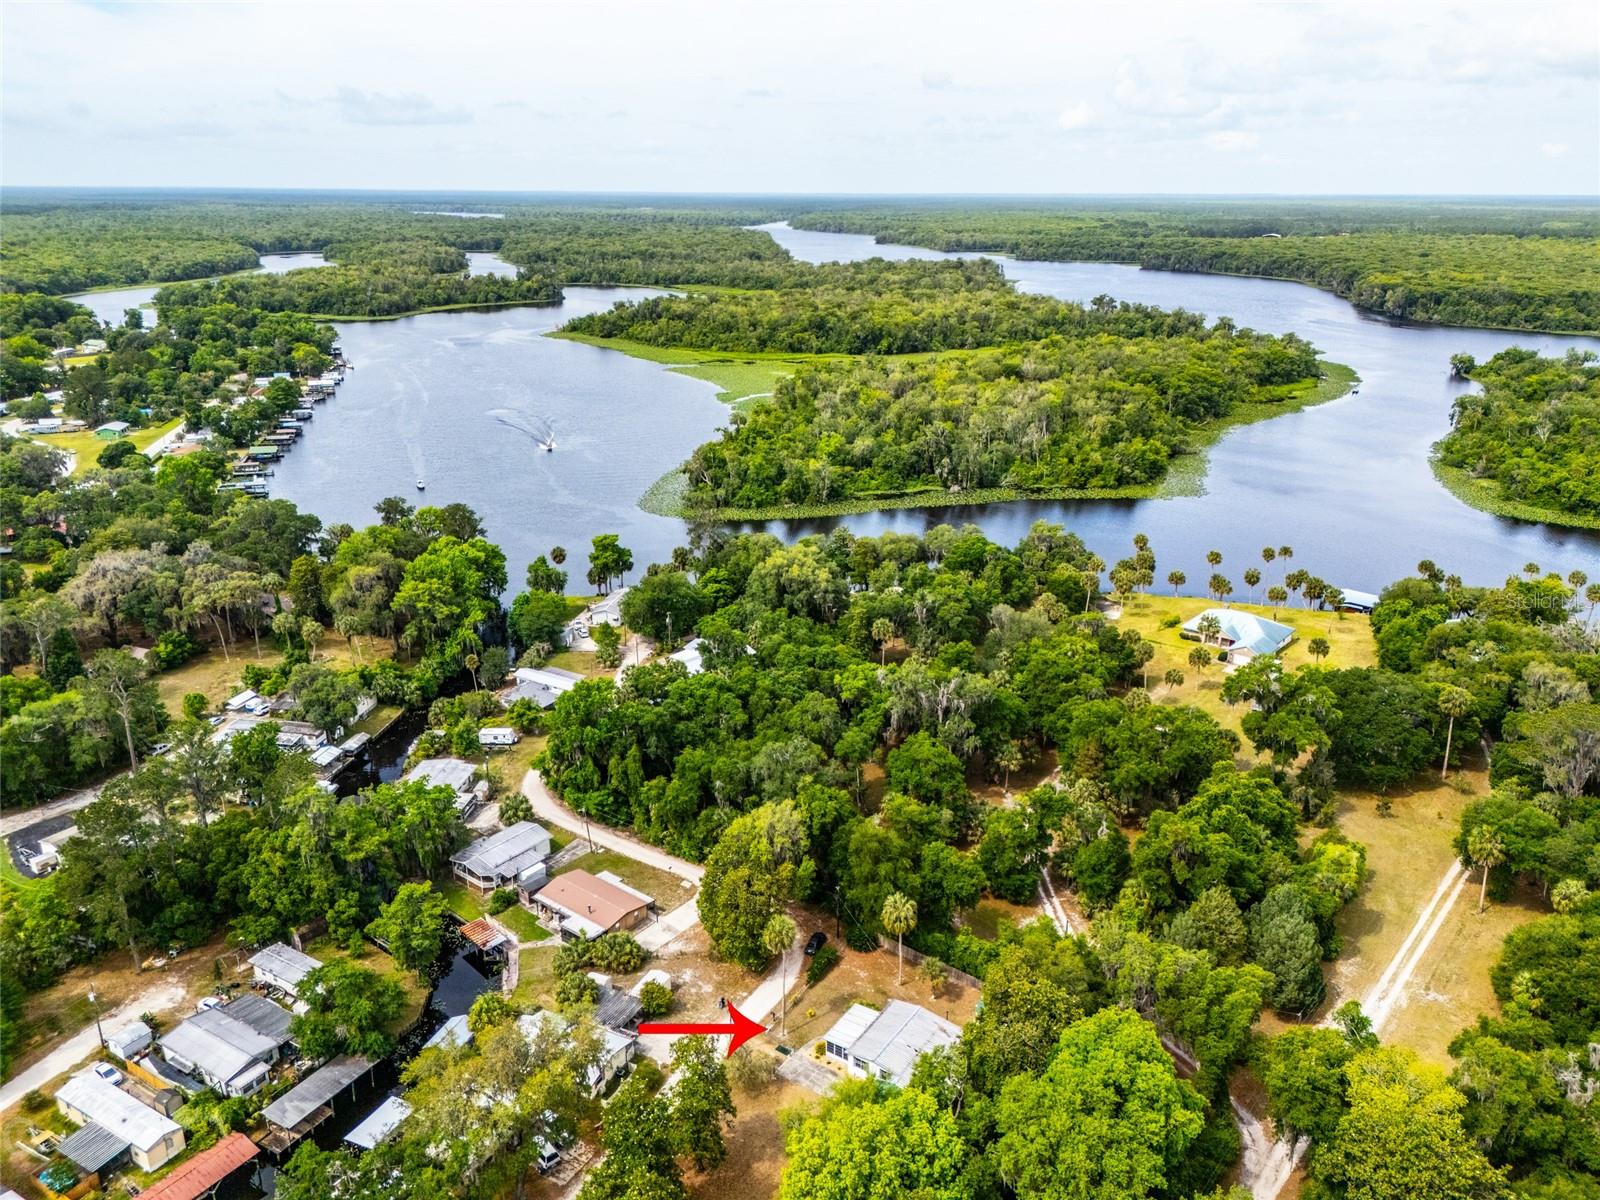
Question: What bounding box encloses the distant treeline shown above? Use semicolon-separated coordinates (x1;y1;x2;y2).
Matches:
683;327;1322;508
1437;348;1600;518
786;204;1600;333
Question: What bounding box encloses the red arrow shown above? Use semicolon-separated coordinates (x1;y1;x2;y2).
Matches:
638;1002;767;1056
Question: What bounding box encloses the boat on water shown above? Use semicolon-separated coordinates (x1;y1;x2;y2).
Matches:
541;436;556;452
416;479;426;490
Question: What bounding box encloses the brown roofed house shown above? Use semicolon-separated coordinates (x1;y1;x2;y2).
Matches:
530;870;652;941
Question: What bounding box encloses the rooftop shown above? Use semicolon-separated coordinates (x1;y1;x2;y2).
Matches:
220;994;294;1042
423;1014;473;1051
160;1006;284;1087
1180;607;1296;656
533;869;651;935
261;1055;372;1131
57;1122;128;1173
459;917;509;951
137;1133;258;1200
249;942;321;988
450;821;551;880
345;1095;412;1150
404;757;478;792
57;1069;183;1153
824;1000;960;1087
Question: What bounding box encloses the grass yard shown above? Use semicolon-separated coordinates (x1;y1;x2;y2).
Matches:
510;946;562;1010
486;733;548;791
688;1076;813;1200
1380;881;1545;1066
1112;594;1376;738
435;878;551;943
153;630;392;715
31;418;182;478
551;331;854;405
1318;766;1487;1019
545;649;610;678
554;847;697;910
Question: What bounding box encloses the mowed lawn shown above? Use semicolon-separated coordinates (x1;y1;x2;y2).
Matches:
1113;594;1376;739
436;877;551;944
31;418;182;478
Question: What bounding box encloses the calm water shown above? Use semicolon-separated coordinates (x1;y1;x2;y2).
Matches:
66;251;330;325
742;223;1600;590
465;250;517;277
268;288;726;589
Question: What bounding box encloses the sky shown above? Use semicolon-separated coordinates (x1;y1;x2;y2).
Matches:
3;0;1597;195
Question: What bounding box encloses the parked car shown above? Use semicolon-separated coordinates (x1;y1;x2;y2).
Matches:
804;931;827;956
92;1062;124;1085
150;743;172;756
534;1139;562;1174
196;995;224;1012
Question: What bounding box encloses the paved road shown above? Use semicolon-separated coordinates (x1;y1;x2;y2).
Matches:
0;981;186;1111
2;784;107;840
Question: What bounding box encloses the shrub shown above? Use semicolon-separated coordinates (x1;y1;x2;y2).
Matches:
591;931;646;974
1159;614;1182;629
639;979;673;1018
20;1089;48;1113
555;971;600;1010
728;1046;780;1092
805;944;841;986
151;629;201;670
487;888;517;915
182;692;208;720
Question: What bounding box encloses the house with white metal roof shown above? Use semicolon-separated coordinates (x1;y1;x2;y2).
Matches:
450;821;551;892
56;1068;185;1171
249;943;321;997
404;756;488;816
498;665;584;710
1179;608;1296;663
820;1000;960;1087
346;1095;411;1150
158;1001;291;1096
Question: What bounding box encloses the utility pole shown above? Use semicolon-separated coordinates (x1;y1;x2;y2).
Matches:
88;987;105;1049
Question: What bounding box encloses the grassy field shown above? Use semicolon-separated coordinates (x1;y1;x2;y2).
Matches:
31;418;182;478
554;847;697;911
436;878;551;944
1318;769;1484;1013
1111;594;1376;736
551;331;852;404
153;631;392;714
688;1075;813;1200
964;896;1043;941
510;946;561;1010
484;733;549;793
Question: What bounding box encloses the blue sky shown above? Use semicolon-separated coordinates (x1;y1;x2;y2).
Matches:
4;0;1596;194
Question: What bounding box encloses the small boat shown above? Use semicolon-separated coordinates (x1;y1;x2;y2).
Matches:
416;478;426;490
541;436;556;452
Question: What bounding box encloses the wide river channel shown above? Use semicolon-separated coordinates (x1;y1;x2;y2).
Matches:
92;230;1600;593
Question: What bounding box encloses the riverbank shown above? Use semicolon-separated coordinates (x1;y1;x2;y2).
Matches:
639;359;1358;520
1429;452;1600;531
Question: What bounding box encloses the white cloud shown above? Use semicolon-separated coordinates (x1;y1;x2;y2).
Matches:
332;88;471;127
1206;129;1260;152
1057;103;1096;131
1541;142;1569;157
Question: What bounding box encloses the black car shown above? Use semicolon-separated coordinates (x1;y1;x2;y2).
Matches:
804;931;827;956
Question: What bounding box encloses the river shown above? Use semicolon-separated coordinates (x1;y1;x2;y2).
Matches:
103;226;1600;592
66;251;332;325
743;222;1600;589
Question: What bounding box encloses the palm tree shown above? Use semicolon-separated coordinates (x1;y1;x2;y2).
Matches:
550;546;567;565
1188;645;1214;674
1586;583;1600;629
995;742;1023;793
1083;555;1105;612
1243;567;1261;602
1206;549;1223;569
762;913;797;1035
881;892;917;985
1466;825;1506;915
1163;667;1184;689
1167;570;1186;596
1267;586;1288;611
1308;636;1330;663
1196;613;1222;645
465;652;481;692
1437;684;1474;780
871;618;894;665
1261;546;1276;569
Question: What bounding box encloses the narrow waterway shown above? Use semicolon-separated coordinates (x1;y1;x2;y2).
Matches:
65;251;330;325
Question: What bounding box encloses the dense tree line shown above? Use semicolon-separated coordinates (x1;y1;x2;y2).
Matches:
155;263;562;320
564;257;1243;355
678;326;1320;508
787;203;1600;333
1436;348;1600;519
